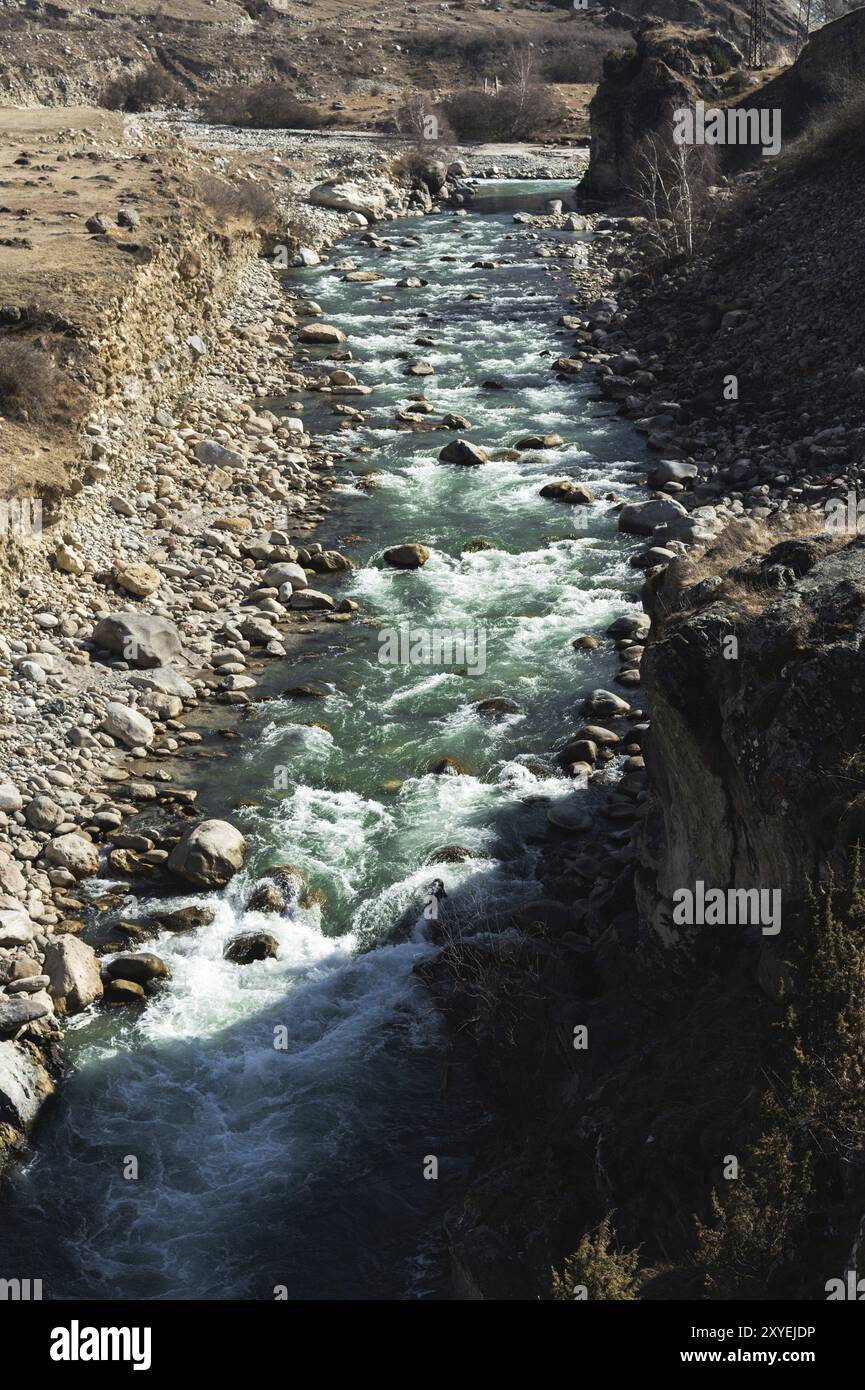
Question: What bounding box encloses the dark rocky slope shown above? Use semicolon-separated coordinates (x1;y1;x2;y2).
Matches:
429;41;865;1300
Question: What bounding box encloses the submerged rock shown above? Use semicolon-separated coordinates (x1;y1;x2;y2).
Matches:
246;880;287;915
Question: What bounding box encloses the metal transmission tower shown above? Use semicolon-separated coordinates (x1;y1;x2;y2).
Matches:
748;0;768;67
796;0;843;54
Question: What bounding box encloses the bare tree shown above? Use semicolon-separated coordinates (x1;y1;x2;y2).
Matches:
629;125;718;261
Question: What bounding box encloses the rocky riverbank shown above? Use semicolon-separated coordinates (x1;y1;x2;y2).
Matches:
0;119;600;1183
0;110;454;1170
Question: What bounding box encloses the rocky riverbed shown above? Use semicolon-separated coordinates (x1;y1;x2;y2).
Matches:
0;156;678;1299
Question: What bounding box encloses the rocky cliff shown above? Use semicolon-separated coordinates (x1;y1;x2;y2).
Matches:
580;19;749;201
638;529;865;946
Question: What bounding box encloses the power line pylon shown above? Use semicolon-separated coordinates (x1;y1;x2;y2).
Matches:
748;0;768;67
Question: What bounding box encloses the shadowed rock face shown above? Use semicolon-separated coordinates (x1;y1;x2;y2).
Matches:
636;534;865;944
581;19;746;201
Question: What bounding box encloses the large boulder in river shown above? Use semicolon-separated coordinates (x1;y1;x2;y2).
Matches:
167;819;246;888
540;481;594;505
516;434;564;450
618;498;688;535
105;952;170;985
93;612;183;668
154;905;215;933
384;543;430;569
246;879;287;914
42;935;103;1014
309;181;387;221
438;439;488;466
224;931;279;965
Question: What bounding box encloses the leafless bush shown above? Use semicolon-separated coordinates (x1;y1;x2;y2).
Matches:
393;89;455;148
197;175;277;227
202;84;323;130
629;125;717;262
102;63;187;113
443;83;564;141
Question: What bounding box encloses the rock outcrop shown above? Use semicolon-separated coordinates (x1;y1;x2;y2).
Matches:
581;20;746;201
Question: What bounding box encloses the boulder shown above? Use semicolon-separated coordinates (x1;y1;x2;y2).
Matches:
0;851;25;898
618;498;688;535
55;543;86;576
42;935;103;1014
25;796;63;831
438;439;488;466
0;997;49;1038
298;323;346;345
516;434;564;450
540;481;594;504
102;701;155;750
0;910;34;947
223;931;279;965
384;543;430;569
104;979;146;1004
0;783;22;813
93;612;183;668
128;668;196;700
45;833;100;879
153;906;215;932
167;819;246;888
648;458;698;487
0;1039;53;1132
246;880;286;914
290;589;335;610
582;688;631;717
112;561;160;598
105;952;170;985
263;561;308;590
309;181;387;221
194;439;245;470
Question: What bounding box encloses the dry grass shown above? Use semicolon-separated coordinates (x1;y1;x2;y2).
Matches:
0;339;75;427
197;174;277;227
653;511;850;630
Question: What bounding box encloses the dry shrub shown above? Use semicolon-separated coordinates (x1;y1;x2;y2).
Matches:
0;340;77;427
551;1217;648;1300
102;63;187;113
197;175;277;227
202;84;323;130
392;90;455;149
442;85;564;141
